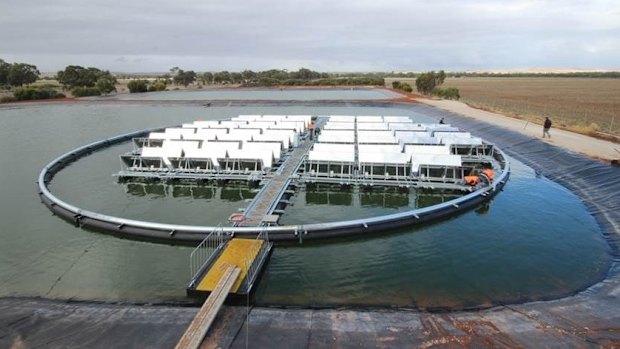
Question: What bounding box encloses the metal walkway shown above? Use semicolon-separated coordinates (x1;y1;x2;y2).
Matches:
182;234;273;348
195;238;264;293
187;234;272;298
240;137;314;226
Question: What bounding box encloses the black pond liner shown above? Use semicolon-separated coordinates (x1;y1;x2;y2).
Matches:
412;103;620;263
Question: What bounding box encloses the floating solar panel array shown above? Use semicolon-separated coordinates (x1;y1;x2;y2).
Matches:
306;115;495;182
121;115;310;174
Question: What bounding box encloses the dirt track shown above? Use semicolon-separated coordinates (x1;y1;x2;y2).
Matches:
418;98;620;161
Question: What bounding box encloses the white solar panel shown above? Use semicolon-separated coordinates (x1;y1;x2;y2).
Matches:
192;121;221;128
433;131;471;138
388;123;427;131
411;154;462;173
395;131;436;145
218;121;248;128
196;128;227;139
227;148;274;168
185;144;224;159
357;130;397;144
286;115;312;124
163;128;184;139
357;123;388;131
263;129;297;147
140;146;164;157
204;141;241;152
318;130;355;143
359;152;410;165
253;133;290;149
441;137;483;146
313;143;355;153
243;141;282;161
262;115;287;121
404;144;451;155
216;133;254;142
324;122;355;130
274;121;305;133
148;132;167;140
241;121;276;130
308;151;355;162
358;144;403;153
141;140;198;166
230;128;261;137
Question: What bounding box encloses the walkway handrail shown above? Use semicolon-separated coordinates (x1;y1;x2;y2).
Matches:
244;229;271;291
189;226;227;287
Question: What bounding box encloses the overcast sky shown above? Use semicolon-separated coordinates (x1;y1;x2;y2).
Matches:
1;0;618;73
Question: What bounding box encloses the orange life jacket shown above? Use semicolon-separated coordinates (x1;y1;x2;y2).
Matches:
482;169;495;181
464;175;480;186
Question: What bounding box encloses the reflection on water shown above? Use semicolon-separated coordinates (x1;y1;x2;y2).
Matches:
124;181;256;202
361;190;409;208
281;184;463;224
302;184;462;209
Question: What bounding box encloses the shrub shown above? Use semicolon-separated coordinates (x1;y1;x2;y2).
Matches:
1;96;16;103
392;81;401;89
12;87;65;101
127;79;149;93
13;87;37;100
148;80;166;92
571;122;600;136
71;87;101;97
432;87;460;100
95;76;117;94
399;83;413;92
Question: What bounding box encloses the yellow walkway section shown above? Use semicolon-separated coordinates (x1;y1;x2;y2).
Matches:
196;238;264;293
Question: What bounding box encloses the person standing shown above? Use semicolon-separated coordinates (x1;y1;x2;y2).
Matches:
543;117;552;138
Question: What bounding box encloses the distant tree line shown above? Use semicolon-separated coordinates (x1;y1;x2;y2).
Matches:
195;68;384;87
447;71;620;79
120;67;384;92
386;71;620;79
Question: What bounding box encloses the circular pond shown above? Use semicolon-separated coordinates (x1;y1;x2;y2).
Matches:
0;100;611;309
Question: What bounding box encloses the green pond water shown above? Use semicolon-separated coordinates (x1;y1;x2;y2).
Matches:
0;100;611;309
